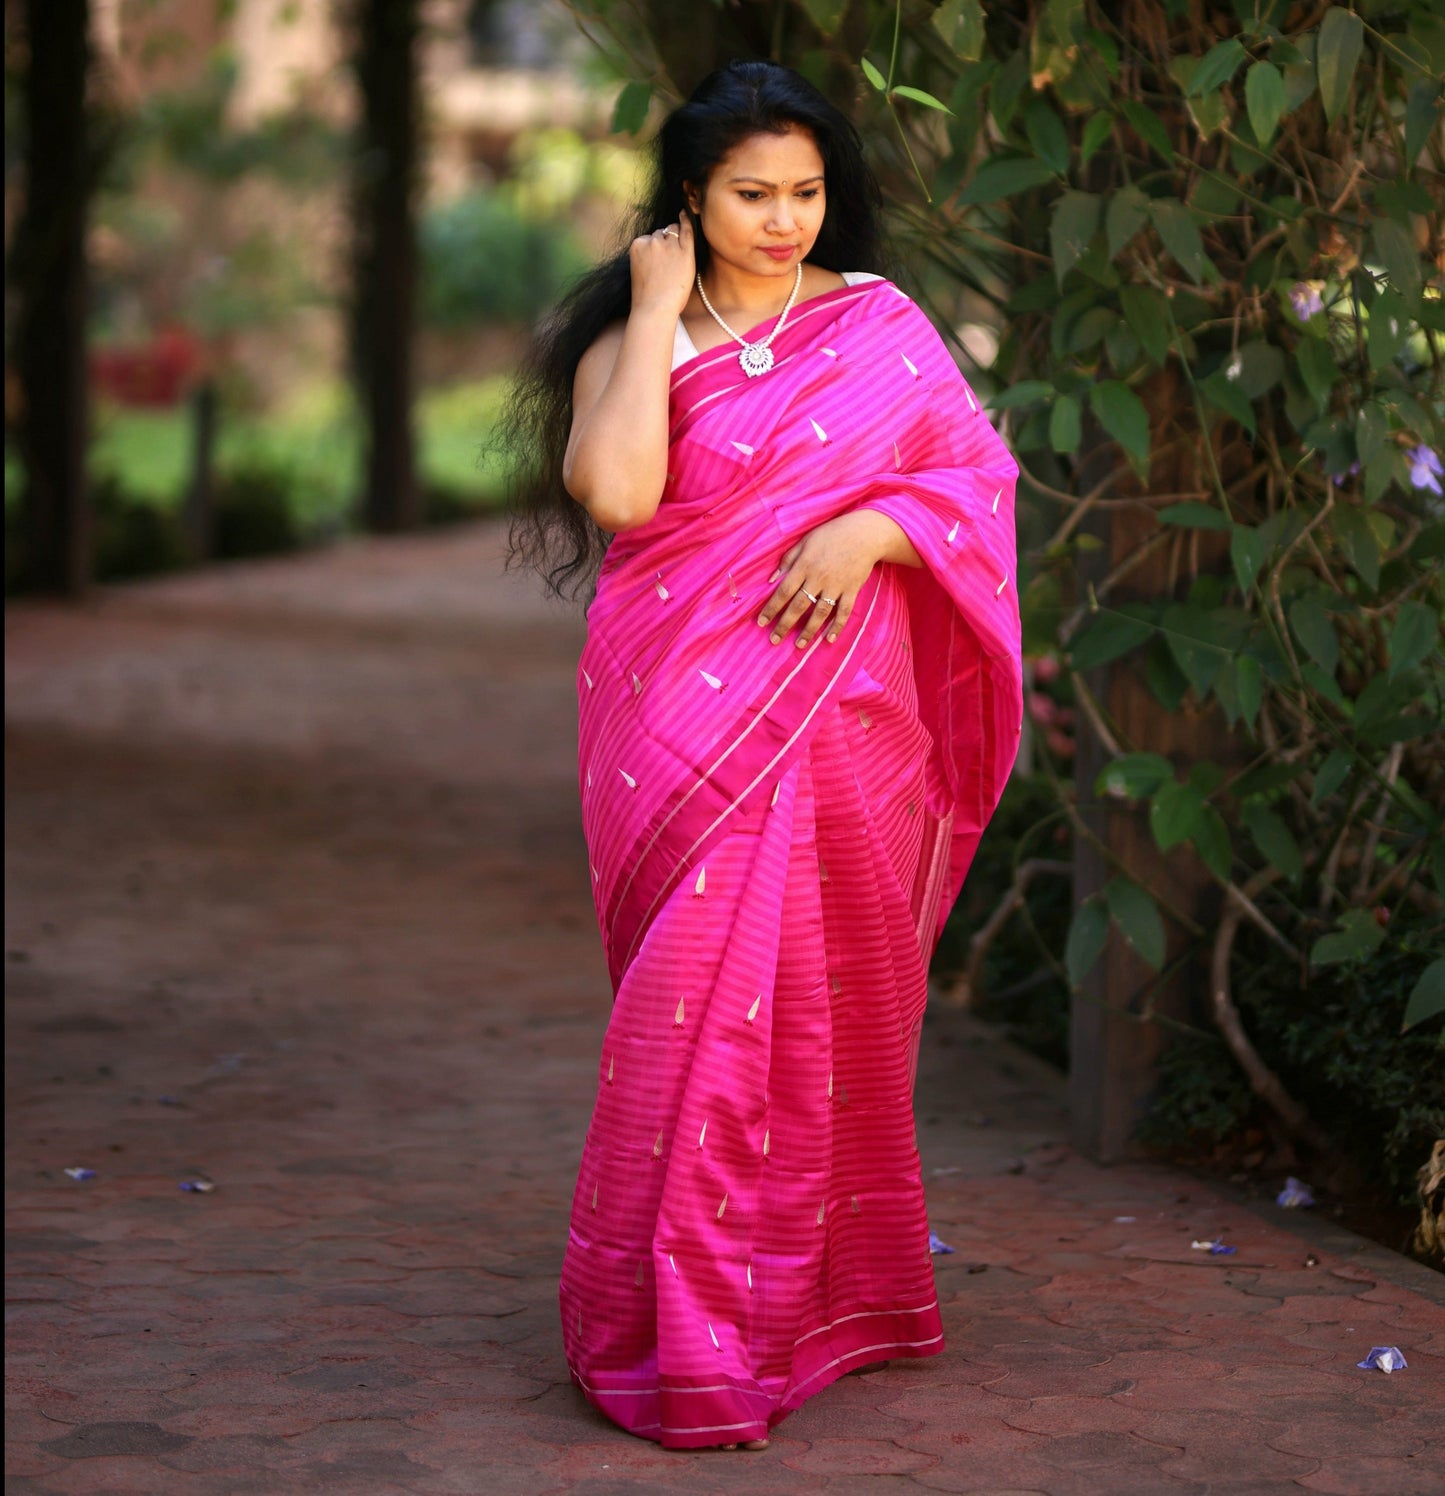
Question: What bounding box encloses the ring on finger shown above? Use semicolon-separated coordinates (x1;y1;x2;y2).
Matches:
800;587;818;604
662;227;678;237
819;595;837;608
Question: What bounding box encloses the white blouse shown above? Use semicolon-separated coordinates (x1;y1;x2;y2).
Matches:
671;271;884;371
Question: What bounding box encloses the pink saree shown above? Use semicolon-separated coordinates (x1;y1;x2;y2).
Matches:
561;275;1022;1447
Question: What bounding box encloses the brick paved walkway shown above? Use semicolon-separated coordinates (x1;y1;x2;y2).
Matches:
6;521;1443;1495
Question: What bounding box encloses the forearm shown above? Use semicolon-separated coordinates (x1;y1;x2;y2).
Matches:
565;306;676;531
854;507;923;568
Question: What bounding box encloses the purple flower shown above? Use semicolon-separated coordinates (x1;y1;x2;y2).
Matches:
1357;1346;1407;1374
63;1166;96;1181
928;1232;956;1255
1289;282;1325;321
1407;444;1443;494
1277;1177;1315;1209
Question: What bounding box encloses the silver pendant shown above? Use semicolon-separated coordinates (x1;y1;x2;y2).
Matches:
738;342;775;377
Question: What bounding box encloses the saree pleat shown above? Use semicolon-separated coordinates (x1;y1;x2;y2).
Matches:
561;277;1021;1446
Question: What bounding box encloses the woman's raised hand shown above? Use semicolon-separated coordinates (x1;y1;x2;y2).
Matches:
629;216;696;319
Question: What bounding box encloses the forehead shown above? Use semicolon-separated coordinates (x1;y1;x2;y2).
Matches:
715;125;824;182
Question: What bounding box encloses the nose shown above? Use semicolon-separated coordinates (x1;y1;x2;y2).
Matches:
767;197;796;234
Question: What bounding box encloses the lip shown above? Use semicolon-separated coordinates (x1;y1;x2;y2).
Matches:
759;245;798;260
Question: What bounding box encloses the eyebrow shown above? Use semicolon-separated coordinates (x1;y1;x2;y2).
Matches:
726;175;824;186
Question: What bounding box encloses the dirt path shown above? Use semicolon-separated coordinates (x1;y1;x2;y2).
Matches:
6;521;1442;1495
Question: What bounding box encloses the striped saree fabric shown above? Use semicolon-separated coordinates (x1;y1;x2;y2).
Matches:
560;275;1022;1447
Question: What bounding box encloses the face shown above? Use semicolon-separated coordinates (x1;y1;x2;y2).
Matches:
685;125;827;276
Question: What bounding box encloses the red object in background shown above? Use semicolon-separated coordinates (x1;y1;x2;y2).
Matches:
89;327;203;406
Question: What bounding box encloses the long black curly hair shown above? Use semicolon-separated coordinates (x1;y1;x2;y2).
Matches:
501;58;894;598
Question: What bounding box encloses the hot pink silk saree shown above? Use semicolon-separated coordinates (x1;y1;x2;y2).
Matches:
561;275;1022;1448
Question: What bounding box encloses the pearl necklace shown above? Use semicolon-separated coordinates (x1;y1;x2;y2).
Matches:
695;263;803;377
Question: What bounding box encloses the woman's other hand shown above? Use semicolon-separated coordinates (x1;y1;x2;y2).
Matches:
758;510;922;648
628;216;695;319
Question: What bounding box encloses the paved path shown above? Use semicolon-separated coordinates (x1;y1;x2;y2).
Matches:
5;520;1443;1495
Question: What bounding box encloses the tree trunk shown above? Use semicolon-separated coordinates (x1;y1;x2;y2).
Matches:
351;0;420;533
13;0;92;596
1071;370;1237;1160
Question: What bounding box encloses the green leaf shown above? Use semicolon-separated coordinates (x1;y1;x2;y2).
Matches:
1120;285;1171;365
1372;219;1421;309
1090;380;1150;470
1236;652;1264;728
1189;38;1247;96
932;0;986;61
1081;112;1113;164
1243;801;1304;881
1193;804;1233;882
1200;370;1257;435
1288;596;1339;676
1121;98;1174;163
1051;191;1102;284
1231;524;1269;596
610;80;653;135
1096;752;1175;800
1403;958;1445;1031
1232;341;1285;398
1334;505;1381;591
1151;779;1205;852
1105;878;1166;971
1070;605;1156;670
1296;338;1337;410
1149;199;1207;282
860;56;888;92
958;156;1057;205
1355;403;1388;467
1162;603;1227;697
1245;60;1287;144
1389;600;1440;681
1106;186;1150;260
1405;81;1441;170
987;381;1054;410
1065;897;1109;986
1310;907;1386;967
1049;393;1082;453
1159;502;1231;532
1025;97;1071;175
1311;746;1351;807
1367;288;1410;371
892;84;954;114
1316;7;1364;126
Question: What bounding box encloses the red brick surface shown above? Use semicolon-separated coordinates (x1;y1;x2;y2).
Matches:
6;521;1443;1494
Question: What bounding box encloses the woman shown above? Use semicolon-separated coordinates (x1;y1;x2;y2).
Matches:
506;59;1021;1451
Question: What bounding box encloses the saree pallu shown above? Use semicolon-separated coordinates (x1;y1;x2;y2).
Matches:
560;277;1022;1448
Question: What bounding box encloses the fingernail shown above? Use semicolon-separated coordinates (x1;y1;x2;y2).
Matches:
827;633;837;643
796;637;807;649
757;615;768;627
770;634;781;645
769;568;783;583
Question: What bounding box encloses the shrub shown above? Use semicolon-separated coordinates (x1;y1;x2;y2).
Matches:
420;188;590;328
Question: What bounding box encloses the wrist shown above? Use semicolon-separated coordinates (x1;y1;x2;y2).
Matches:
629;300;684;330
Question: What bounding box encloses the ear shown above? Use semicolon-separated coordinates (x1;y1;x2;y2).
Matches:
682;179;703;217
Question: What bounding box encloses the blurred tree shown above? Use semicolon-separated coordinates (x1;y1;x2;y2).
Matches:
349;0;420;533
11;0;94;594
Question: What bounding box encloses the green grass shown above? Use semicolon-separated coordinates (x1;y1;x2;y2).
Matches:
5;377;514;526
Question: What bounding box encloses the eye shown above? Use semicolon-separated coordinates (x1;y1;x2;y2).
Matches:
797;189;821;200
738;190;765;201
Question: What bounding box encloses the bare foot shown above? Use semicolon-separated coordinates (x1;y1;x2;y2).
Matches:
716;1439;770;1451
